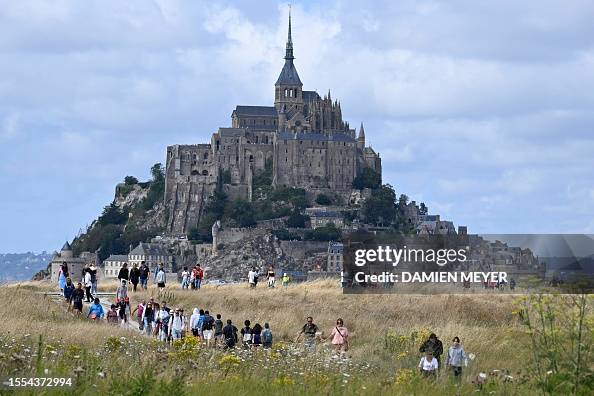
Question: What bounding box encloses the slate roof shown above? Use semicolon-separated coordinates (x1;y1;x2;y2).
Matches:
303;90;320;102
61;241;72;251
129;243;170;257
277;132;355;142
103;255;128;262
233;106;277;117
275;60;302;86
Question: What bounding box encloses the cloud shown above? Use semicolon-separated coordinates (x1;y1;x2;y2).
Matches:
1;0;593;252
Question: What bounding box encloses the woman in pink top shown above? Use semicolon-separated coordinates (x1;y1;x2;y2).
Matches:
329;318;349;355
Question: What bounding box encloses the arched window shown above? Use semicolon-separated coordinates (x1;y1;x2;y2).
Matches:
203;152;208;159
202;170;208;176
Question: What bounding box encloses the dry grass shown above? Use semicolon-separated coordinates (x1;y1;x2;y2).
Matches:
1;279;527;374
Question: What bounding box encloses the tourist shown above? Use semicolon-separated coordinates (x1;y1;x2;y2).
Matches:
248;268;257;288
83;268;93;302
202;310;215;347
262;323;273;348
139;261;149;290
132;300;145;331
190;308;201;337
151;303;160;337
510;278;516;291
241;320;253;348
328;318;349;355
129;263;140;292
181;267;190;289
419;333;444;369
156;264;166;292
267;266;276;288
282;273;290;287
419;350;439;377
298;316;319;352
116;279;128;302
58;265;66;291
195;264;204;289
87;297;105;321
117;263;129;283
214;314;224;347
252;323;263;347
71;282;85;315
63;277;75;303
141;301;155;337
107;304;119;325
190;266;197;289
118;297;130;324
169;308;185;340
446;336;467;378
223;319;239;349
156;303;171;342
89;263;98;296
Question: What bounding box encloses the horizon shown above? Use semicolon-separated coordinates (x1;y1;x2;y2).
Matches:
1;1;594;253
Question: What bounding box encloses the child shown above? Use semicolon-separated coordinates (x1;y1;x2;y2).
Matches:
262;323;273;348
107;304;119;324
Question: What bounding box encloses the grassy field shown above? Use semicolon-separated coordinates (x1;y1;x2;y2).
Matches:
0;280;590;395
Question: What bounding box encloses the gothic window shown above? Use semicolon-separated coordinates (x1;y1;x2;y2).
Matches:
249;155;254;162
203;152;208;159
202;170;208;176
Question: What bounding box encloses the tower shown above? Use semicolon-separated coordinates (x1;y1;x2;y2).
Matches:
357;122;366;149
274;8;303;114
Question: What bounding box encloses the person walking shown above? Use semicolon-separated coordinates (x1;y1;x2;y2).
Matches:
129;264;140;292
419;333;444;369
87;298;105;321
181;267;190;290
222;319;239;349
107;305;119;324
63;277;75;303
156;303;171;342
139;261;149;290
202;310;215;347
266;267;276;288
252;323;263;347
262;323;273;348
83;269;93;302
132;300;146;331
71;282;85;316
190;308;201;337
58;265;66;291
248;269;257;288
117;263;129;283
214;314;224;347
446;336;467;378
195;264;204;289
141;301;155;336
282;273;290;287
241;320;253;349
89;264;98;296
419;350;439;377
329;318;349;356
298;316;319;352
156;264;167;293
169;308;185;340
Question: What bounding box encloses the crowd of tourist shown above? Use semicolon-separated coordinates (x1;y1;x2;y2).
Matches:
56;261;468;378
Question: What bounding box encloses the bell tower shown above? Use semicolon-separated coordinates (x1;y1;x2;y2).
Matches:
274;8;303;113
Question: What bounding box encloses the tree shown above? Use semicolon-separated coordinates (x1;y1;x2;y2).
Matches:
304;223;342;241
362;184;397;226
315;194;332;206
124;176;138;185
98;203;128;226
151;163;165;182
352;167;381;190
287;211;309;228
229;200;256;227
398;194;409;207
419;202;428;215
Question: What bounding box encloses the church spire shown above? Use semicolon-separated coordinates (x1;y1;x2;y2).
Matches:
285;6;294;61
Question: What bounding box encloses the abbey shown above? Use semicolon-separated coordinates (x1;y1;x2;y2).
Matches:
165;13;381;234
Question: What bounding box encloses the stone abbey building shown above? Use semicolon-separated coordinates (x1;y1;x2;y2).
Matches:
165;13;381;234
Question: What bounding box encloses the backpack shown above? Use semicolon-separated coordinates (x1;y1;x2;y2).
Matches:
202;315;214;331
262;329;272;344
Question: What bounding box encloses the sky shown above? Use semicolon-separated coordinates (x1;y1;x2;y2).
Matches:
1;0;594;253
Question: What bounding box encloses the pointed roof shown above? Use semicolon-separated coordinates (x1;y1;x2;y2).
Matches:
275;8;302;86
358;122;365;139
61;241;72;251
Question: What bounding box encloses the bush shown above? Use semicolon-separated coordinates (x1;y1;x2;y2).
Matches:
286;211;309;228
304;223;341;241
353;167;381;190
363;184;396;226
272;229;301;241
124;176;138;185
315;194;332;206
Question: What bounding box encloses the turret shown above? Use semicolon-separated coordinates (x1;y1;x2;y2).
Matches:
357;122;366;148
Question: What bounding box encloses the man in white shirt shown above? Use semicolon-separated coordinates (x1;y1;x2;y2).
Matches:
248;269;257;288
